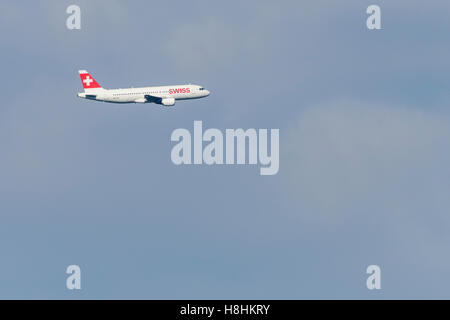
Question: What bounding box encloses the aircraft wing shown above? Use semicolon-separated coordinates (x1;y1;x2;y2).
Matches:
144;95;162;104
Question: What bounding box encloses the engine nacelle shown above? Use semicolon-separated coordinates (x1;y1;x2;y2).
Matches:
161;98;175;106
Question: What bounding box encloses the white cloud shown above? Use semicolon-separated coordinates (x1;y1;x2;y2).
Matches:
284;101;450;217
282;101;450;266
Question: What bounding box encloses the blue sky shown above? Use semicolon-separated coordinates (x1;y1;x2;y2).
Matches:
1;0;450;299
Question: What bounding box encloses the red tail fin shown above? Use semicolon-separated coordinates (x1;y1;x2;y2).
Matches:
79;70;102;90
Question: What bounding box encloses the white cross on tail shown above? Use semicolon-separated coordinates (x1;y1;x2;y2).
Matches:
83;76;93;86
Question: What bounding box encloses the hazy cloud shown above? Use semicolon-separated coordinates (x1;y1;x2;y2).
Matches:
282;101;450;268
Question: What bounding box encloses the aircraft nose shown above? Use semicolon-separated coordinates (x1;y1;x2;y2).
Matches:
205;90;210;96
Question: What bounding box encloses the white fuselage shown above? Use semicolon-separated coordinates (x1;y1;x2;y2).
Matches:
77;84;210;105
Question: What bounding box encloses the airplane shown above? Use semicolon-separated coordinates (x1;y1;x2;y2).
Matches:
77;70;210;106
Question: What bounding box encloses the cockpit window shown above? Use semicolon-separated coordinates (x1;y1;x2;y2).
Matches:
199;87;204;90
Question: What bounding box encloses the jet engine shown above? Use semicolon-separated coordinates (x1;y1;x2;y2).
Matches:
161;98;175;106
